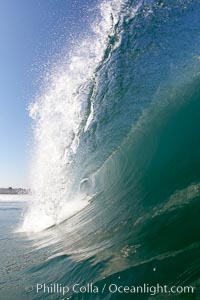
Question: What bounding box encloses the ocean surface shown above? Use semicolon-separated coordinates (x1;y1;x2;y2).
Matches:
2;0;200;299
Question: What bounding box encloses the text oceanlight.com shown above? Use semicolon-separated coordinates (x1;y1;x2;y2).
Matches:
35;283;195;296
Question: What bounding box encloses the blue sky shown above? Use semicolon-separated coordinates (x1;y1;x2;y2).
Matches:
0;0;97;188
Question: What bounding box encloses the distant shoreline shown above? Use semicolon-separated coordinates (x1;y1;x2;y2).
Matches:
0;188;31;195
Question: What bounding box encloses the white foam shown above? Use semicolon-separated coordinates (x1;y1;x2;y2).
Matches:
22;0;139;233
0;194;31;202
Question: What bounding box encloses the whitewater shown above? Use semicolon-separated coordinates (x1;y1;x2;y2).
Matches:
22;0;142;232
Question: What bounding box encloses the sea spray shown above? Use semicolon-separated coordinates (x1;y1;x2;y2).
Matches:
22;0;140;232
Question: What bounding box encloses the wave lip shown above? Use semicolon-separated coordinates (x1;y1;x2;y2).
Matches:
23;0;142;233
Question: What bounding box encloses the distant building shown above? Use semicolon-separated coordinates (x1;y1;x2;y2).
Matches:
0;187;30;194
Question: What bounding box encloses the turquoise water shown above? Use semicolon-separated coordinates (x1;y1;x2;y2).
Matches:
2;0;200;299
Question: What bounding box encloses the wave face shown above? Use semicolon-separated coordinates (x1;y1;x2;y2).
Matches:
23;0;134;231
21;0;200;297
23;0;145;231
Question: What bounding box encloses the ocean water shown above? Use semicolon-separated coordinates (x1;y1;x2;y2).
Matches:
2;0;200;299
